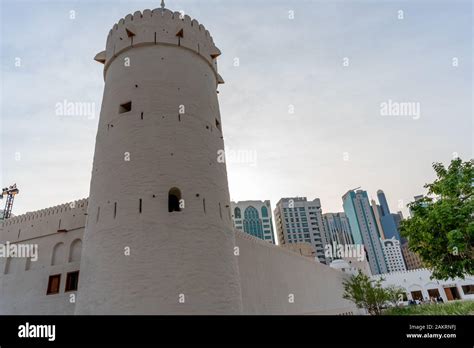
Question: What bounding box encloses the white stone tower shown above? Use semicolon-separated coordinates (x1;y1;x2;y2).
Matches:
75;6;243;314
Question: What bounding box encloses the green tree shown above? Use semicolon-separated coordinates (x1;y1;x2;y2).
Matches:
342;271;403;315
401;158;473;280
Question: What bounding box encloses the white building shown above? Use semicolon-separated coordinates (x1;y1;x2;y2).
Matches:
329;259;359;276
230;200;275;243
381;237;406;273
373;269;474;302
0;6;358;315
274;197;329;264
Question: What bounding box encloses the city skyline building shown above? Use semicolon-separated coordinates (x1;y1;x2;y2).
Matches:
231;200;275;243
274;197;329;264
342;189;388;275
323;212;354;246
370;199;385;239
401;241;424;270
376;190;400;241
381;237;407;273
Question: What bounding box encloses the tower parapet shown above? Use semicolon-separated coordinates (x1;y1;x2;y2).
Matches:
95;8;223;84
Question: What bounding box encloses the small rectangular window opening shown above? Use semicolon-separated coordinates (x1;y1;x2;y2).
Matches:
47;274;61;295
119;101;132;114
65;271;79;292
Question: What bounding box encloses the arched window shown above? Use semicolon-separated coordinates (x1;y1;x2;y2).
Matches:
243;206;264;239
51;242;65;266
69;239;83;263
234;207;241;219
168;187;182;212
261;206;268;218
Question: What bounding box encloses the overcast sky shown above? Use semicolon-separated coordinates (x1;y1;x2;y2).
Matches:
1;0;472;218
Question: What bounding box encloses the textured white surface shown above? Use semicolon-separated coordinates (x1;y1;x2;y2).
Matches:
75;9;242;314
235;231;358;314
0;202;360;314
0;200;87;314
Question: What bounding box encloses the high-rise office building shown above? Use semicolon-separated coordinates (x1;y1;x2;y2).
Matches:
381;237;407;273
409;194;426;217
323;212;354;246
376;190;400;241
231;200;275;243
342;189;388;275
370;199;385;239
401;242;424;270
274;197;329;264
403;197;425;269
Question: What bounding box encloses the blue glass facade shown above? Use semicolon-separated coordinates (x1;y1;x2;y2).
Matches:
377;190;400;241
342;190;388;275
243;206;264;239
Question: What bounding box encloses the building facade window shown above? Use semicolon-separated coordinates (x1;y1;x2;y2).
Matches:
243;206;264;239
65;271;80;292
47;274;61;295
234;207;241;219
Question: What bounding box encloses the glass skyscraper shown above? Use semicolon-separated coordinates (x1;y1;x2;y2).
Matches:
342;190;388;275
376;190;401;241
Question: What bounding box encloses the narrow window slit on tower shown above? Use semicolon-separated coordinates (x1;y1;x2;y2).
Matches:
168;187;182;212
139;199;142;213
219;203;222;219
141;112;144;120
114;202;117;218
119;101;132;114
178;114;181;122
203;199;206;213
215;118;221;131
96;207;100;223
154;32;157;44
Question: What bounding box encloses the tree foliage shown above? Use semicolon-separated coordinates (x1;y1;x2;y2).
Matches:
401;158;473;280
342;271;404;315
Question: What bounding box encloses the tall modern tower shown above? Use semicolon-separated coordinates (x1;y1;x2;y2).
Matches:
342;190;387;275
323;212;354;246
370;199;385;239
376;190;400;241
75;7;242;314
